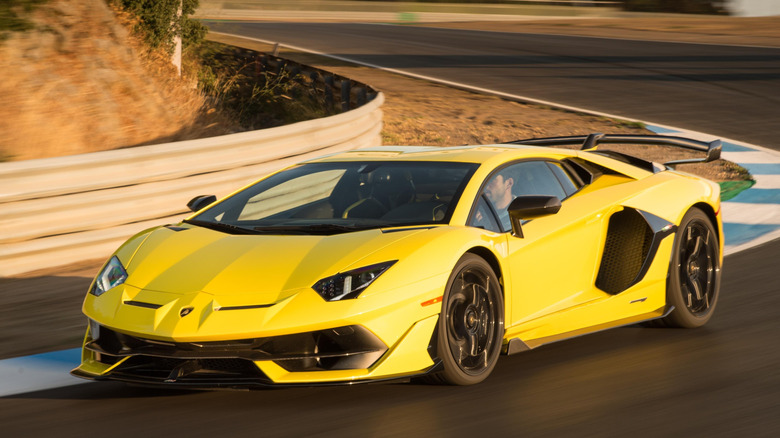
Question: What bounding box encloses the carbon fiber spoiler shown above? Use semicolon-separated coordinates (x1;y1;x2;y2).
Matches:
507;133;722;167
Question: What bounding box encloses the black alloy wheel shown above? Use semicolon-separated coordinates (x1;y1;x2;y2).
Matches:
659;207;721;328
425;254;504;385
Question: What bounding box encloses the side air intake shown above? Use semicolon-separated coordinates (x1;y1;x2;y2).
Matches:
596;209;654;294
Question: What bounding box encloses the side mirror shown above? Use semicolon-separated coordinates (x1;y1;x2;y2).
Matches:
507;195;561;238
187;195;217;212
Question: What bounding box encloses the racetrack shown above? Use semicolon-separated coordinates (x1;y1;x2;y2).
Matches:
206;22;780;151
3;22;780;437
2;242;778;437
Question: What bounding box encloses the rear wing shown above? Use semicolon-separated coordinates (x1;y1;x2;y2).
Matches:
507;133;722;168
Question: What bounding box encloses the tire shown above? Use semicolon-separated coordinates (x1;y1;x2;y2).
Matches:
656;207;721;328
424;254;504;385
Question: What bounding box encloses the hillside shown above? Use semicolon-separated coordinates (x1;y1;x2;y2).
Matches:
0;0;235;161
0;0;752;187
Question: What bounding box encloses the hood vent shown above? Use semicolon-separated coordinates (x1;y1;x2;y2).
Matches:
124;300;163;310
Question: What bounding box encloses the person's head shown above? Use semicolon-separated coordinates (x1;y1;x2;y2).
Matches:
484;172;514;210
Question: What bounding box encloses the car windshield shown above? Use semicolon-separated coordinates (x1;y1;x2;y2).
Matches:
187;161;479;235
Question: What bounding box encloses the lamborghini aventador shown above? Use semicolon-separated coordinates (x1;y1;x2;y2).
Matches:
72;133;723;387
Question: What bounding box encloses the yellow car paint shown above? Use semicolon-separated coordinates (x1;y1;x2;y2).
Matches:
74;142;723;386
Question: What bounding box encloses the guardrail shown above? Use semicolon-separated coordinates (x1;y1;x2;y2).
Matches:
0;56;384;277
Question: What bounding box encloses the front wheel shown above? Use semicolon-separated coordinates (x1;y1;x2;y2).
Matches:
425;254;504;385
658;208;721;328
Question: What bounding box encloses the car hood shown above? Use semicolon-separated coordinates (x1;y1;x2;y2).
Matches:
122;224;428;304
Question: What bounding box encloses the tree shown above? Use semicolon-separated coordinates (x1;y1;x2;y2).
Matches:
114;0;206;53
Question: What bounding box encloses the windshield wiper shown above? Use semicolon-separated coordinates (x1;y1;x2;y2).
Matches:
252;224;375;235
183;219;257;235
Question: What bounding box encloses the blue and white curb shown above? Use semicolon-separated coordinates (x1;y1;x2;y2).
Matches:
0;348;85;397
647;125;780;255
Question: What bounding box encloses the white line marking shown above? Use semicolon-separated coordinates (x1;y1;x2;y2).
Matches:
725;227;780;256
722;203;780;225
753;175;780;189
721;151;780;164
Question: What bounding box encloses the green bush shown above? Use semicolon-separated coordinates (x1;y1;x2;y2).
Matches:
113;0;206;52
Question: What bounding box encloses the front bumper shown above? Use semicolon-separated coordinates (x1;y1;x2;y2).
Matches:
74;268;450;387
72;313;441;387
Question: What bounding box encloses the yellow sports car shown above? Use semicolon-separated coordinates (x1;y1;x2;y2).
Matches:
72;133;723;387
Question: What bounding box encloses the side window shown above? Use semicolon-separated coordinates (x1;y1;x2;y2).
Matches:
510;161;567;200
469;196;502;233
468;160;570;232
547;162;579;197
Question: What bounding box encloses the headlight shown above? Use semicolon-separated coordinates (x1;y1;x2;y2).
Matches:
89;256;128;296
312;261;397;301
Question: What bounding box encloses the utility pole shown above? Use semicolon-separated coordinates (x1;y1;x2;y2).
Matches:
172;0;182;76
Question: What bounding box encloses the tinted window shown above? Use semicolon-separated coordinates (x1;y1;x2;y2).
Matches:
469;160;568;232
190;161;479;235
547;162;579;197
509;161;567;200
469;196;502;233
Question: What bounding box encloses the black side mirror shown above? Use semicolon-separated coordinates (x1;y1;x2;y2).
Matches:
507;195;561;238
187;195;217;212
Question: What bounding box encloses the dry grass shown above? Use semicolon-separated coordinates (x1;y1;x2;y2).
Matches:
0;5;750;183
0;0;236;161
209;33;745;182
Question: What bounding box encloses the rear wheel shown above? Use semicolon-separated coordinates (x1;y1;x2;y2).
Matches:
657;208;721;328
424;254;504;385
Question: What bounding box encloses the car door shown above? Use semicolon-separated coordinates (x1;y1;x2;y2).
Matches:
469;159;614;328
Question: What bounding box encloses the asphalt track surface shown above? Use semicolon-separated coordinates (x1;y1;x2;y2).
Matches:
3;23;780;437
2;243;779;437
207;22;780;151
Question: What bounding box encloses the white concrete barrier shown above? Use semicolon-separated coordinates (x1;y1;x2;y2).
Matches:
0;92;384;277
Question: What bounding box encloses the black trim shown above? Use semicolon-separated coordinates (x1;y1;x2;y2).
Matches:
546;161;579;197
558;159;587;187
215;304;274;311
86;325;386;364
503;338;530;355
632;210;678;288
187;195;217;213
581;133;606;150
507;133;721;168
380;226;436;234
591;150;657;173
72;358;445;389
563;157;610;183
123;301;163;310
481;193;504;232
